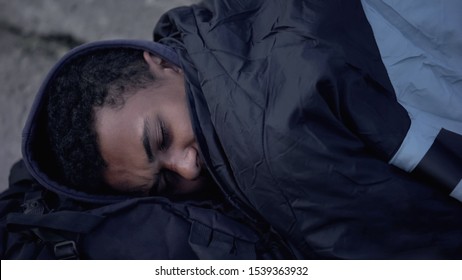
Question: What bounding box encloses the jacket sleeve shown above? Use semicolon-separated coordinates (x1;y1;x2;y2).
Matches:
323;60;462;202
318;59;411;162
410;129;462;202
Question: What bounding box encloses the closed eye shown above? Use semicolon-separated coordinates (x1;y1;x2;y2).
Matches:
142;118;155;163
158;119;171;151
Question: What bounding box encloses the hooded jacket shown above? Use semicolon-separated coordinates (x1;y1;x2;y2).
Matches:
19;0;462;259
18;40;293;260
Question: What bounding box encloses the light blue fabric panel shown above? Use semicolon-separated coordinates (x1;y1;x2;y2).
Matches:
362;0;462;171
451;179;462;201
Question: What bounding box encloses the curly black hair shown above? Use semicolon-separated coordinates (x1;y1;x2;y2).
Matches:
47;48;156;194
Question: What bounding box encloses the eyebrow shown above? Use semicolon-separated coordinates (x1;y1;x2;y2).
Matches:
142;118;154;163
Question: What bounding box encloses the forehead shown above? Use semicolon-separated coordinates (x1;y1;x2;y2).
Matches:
93;90;156;191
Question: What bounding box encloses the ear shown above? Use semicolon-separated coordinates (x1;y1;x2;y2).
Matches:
143;51;163;77
143;51;182;74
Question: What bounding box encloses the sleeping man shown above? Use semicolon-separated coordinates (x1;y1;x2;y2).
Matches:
46;48;213;197
18;0;462;258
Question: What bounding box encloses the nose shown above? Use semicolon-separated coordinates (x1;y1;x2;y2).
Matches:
164;146;201;180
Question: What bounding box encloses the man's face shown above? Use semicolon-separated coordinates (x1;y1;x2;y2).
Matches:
94;52;209;196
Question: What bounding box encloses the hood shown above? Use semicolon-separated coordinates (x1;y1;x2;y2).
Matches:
22;40;181;204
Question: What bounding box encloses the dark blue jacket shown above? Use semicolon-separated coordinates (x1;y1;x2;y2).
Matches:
153;0;462;259
12;0;462;259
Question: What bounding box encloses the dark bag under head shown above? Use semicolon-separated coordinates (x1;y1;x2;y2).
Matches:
0;160;292;259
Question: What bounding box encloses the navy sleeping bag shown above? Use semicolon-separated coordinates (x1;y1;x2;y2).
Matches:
154;0;462;259
1;0;461;260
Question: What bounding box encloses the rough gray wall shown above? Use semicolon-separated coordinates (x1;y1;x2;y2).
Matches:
0;0;199;192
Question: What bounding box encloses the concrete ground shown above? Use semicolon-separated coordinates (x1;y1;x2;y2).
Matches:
0;0;198;193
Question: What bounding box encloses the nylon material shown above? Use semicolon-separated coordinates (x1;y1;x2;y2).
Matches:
200;0;261;27
364;0;462;66
159;0;462;258
35;0;462;259
299;222;346;255
389;113;441;172
83;202;198;259
20;0;462;260
256;48;400;241
450;180;462;202
289;193;367;257
200;1;283;59
292;185;416;259
362;0;462;137
201;76;269;185
397;61;462;122
189;222;212;246
148;204;188;259
351;83;409;159
402;104;462;138
244;186;297;236
187;207;259;242
224;49;333;230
